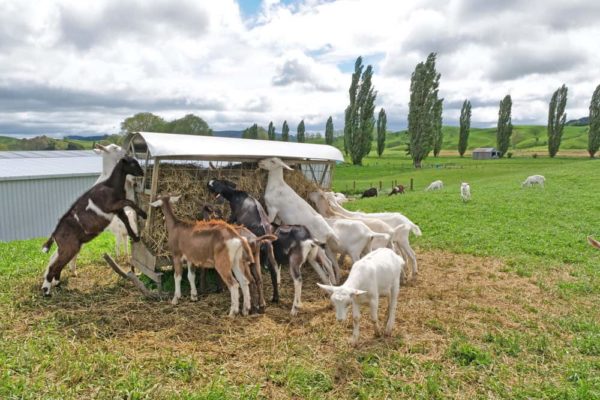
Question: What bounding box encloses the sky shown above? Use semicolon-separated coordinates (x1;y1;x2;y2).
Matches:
0;0;599;137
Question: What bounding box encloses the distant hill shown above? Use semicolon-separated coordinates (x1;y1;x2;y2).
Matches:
566;117;589;126
212;130;244;138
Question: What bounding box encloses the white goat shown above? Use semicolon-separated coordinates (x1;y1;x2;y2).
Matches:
460;182;471;202
318;248;405;345
425;180;444;191
333;192;348;204
325;218;391;263
522;175;545;188
259;157;342;279
309;191;419;280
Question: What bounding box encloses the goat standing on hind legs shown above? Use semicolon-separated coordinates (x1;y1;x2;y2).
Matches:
41;156;147;296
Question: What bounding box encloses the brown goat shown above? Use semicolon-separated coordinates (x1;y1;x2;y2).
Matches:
151;196;256;316
41;156;146;296
389;185;405;196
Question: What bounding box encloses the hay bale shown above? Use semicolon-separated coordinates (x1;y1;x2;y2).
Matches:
139;162;321;258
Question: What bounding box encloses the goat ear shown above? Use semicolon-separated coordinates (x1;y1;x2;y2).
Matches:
351;289;367;297
317;283;337;293
94;143;107;153
150;199;163;207
170;195;181;203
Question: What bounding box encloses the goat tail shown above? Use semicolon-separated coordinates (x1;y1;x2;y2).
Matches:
409;223;422;237
588;236;600;250
240;237;255;265
255;234;278;243
41;236;54;253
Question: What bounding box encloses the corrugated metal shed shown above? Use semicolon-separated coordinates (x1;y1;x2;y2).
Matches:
0;151;102;241
472;147;500;160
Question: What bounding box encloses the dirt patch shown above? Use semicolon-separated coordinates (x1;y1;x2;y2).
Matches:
5;250;578;398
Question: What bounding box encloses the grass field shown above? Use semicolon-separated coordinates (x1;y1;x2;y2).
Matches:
1;153;599;399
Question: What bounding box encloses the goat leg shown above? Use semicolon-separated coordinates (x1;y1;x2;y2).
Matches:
115;209;141;242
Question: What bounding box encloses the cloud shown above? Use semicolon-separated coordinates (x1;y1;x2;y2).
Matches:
272;53;341;91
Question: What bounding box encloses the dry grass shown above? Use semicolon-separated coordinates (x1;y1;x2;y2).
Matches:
4;249;586;399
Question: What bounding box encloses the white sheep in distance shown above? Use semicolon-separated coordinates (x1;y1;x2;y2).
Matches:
425;180;444;191
522;175;545;188
460;182;471;202
259;157;342;280
318;248;405;345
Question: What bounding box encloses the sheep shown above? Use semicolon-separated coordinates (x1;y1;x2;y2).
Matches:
522;175;545;188
40;156;147;296
389;185;405;196
425;180;443;191
460;182;471;202
588;236;600;250
318;248;405;345
150;195;255;315
361;187;378;198
259;157;341;281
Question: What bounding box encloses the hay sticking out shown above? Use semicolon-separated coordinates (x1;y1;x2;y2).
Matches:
139;162;320;258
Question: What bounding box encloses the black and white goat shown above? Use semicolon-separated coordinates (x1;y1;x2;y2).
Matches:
40;156;147;296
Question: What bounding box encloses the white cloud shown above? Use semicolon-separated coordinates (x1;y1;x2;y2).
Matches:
0;0;598;136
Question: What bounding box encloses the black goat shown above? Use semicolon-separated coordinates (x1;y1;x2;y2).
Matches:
41;156;147;296
361;187;378;198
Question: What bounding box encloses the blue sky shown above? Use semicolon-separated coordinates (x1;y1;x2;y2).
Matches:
0;0;598;136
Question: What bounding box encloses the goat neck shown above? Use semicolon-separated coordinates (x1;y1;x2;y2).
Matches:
265;165;284;189
103;160;128;197
160;199;181;232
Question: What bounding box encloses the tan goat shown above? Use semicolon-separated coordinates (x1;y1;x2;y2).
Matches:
150;195;256;316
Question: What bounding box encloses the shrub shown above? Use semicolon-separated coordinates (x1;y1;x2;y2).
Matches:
532;153;538;159
507;152;513;159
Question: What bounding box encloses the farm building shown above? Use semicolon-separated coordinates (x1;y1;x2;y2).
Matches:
472;147;500;160
122;131;344;287
0;150;102;241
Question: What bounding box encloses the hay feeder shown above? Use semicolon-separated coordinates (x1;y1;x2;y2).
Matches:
116;131;344;292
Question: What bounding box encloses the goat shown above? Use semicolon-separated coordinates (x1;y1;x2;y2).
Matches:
318;248;405;345
522;175;545;188
425;180;443;191
325;218;391;264
259;157;341;281
40;156;147;296
389;185;405;196
309;190;419;281
588;236;600;250
207;178;283;301
150;195;255;315
272;224;335;315
460;182;471;202
333;192;348;204
361;187;378;198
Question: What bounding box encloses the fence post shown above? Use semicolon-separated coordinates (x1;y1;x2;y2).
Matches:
353;181;355;191
410;178;414;191
379;181;382;190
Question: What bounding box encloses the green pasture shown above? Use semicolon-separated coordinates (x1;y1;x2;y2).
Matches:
1;153;599;399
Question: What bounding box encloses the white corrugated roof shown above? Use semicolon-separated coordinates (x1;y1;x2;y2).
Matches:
0;150;101;181
128;132;344;162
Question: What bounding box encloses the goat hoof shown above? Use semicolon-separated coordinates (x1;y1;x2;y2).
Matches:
171;298;179;306
242;308;249;316
190;295;198;302
132;235;141;243
271;296;279;303
138;210;148;219
41;289;51;297
258;305;266;314
290;308;299;316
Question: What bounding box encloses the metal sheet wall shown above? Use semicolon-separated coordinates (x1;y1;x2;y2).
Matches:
0;175;99;241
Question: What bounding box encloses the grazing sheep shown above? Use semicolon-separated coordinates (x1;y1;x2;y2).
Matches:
361;187;378;198
460;182;471;202
522;175;545;188
425;180;443;191
318;248;405;345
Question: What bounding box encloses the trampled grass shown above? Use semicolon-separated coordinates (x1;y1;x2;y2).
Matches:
1;153;599;399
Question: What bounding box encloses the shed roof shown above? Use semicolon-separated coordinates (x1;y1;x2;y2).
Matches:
125;132;344;162
472;147;498;152
0;150;101;181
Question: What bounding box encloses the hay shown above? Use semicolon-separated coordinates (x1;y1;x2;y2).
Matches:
139;162;320;258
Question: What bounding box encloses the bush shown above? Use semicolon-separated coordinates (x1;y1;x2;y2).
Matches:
532;153;538;158
507;152;513;158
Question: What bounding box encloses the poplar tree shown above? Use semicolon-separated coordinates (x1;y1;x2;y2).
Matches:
267;121;275;140
325;116;334;145
376;108;387;157
496;94;513;157
344;56;377;165
282;120;289;142
432;98;444;157
458;99;471;157
588;84;600;158
407;52;440;168
297;120;305;143
547;84;568;157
